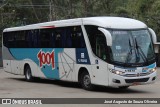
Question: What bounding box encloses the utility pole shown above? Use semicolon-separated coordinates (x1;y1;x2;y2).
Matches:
49;0;52;21
83;0;87;17
82;0;89;17
52;1;56;20
68;0;72;18
49;0;56;21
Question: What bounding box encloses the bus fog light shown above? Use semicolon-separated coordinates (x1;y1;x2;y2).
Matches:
113;79;121;83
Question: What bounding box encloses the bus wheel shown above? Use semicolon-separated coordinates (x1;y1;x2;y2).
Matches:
80;72;94;91
119;86;129;89
24;65;33;82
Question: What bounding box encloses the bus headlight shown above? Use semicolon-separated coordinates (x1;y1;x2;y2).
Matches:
149;67;157;73
110;69;125;75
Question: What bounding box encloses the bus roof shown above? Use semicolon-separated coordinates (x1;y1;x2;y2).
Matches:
3;16;147;32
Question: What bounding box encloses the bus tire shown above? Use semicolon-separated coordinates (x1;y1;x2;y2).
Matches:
24;65;33;82
80;71;94;91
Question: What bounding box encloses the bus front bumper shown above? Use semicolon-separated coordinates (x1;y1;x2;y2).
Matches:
108;71;157;88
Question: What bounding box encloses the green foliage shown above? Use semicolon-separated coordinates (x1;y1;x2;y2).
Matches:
114;7;129;17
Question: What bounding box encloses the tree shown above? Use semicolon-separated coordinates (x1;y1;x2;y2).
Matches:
114;6;129;17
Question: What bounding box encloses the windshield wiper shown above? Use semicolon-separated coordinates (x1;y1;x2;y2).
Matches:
125;39;134;65
135;38;148;64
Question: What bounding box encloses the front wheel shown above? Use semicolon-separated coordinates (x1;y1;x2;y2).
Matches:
80;72;94;91
24;65;34;82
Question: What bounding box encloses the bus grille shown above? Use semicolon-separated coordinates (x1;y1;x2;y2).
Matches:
123;72;151;77
125;78;149;83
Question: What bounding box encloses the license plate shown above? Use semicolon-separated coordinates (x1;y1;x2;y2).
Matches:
132;82;140;86
125;69;136;72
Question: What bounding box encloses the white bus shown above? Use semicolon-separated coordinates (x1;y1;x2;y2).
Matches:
2;17;157;90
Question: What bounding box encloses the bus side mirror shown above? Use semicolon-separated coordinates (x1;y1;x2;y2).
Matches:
149;28;157;44
149;28;159;54
98;27;112;46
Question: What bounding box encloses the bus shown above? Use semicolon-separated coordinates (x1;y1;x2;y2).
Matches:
2;17;157;90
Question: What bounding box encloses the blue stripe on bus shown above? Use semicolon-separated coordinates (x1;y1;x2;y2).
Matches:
142;63;156;72
9;48;63;79
147;63;156;68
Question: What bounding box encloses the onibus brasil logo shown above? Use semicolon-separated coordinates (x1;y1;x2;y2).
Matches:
37;50;55;69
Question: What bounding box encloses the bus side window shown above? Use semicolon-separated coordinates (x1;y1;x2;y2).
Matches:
85;25;107;61
39;29;50;48
61;29;67;47
96;34;107;60
8;32;16;48
55;31;62;48
77;31;85;48
26;31;32;48
50;32;55;47
3;32;9;47
16;31;26;47
71;26;86;48
34;30;40;48
71;27;77;47
66;28;72;48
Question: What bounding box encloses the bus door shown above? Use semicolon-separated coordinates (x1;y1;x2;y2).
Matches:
92;34;109;86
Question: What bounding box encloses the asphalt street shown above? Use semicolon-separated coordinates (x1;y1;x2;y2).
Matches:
0;68;160;107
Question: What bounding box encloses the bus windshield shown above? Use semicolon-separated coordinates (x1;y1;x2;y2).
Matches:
110;29;155;65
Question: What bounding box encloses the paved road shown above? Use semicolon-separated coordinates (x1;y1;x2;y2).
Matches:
0;68;160;107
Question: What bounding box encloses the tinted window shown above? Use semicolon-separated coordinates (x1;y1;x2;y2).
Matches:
3;26;86;48
3;31;26;48
85;25;107;60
